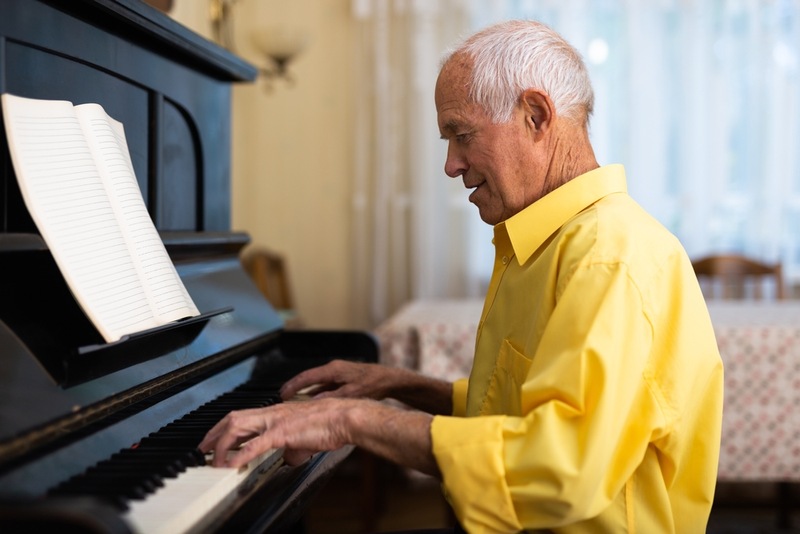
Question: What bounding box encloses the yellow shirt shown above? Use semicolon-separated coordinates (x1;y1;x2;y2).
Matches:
431;164;724;533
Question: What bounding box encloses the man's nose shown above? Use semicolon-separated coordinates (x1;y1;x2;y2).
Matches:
444;144;467;178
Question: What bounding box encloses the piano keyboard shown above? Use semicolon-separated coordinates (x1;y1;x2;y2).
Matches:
123;448;283;534
46;383;284;532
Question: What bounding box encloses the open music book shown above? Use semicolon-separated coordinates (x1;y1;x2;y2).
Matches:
1;93;199;344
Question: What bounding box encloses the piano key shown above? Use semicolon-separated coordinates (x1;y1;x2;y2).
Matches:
136;435;210;448
109;450;193;468
107;451;200;475
122;448;283;534
87;464;176;479
47;382;282;514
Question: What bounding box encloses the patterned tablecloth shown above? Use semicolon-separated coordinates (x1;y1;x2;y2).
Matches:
374;298;800;482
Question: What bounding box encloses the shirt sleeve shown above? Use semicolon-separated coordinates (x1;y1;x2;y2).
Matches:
451;378;468;417
431;261;667;532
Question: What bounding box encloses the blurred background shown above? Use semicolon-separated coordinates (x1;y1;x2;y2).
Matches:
161;0;800;331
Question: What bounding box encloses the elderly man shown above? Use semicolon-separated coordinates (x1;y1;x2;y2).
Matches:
200;19;723;533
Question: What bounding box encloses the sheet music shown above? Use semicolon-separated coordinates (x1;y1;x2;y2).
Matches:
77;104;199;322
1;94;199;343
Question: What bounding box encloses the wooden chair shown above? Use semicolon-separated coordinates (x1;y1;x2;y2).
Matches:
691;253;785;300
240;247;303;328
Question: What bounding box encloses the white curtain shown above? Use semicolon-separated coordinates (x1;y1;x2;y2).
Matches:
350;0;480;328
352;0;800;327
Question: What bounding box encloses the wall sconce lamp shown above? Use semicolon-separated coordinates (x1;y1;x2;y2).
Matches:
250;27;308;87
209;0;307;90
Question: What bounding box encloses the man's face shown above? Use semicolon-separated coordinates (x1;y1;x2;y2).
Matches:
435;58;545;226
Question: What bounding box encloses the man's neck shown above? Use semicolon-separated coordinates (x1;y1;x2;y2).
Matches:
541;123;599;196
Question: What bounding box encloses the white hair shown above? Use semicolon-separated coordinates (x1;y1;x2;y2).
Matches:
442;20;595;125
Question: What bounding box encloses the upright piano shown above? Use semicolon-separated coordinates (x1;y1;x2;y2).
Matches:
0;1;377;532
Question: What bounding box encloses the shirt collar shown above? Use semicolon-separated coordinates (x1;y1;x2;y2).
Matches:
495;164;628;265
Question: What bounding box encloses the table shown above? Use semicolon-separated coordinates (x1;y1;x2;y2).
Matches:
374;298;800;482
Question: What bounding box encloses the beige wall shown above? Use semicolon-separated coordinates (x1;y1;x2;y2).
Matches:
170;0;358;329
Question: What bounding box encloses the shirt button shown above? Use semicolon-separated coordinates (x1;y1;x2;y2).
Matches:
502;256;509;265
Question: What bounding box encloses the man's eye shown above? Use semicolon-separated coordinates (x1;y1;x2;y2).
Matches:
455;133;471;144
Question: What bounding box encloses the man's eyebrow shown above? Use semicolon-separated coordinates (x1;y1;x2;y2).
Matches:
439;120;461;139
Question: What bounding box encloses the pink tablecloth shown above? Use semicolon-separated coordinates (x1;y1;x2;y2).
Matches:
374;299;800;482
709;302;800;481
375;299;482;382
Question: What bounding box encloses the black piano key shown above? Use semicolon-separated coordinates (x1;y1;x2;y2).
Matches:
51;477;154;503
52;468;164;492
110;450;190;466
47;488;130;511
116;447;206;466
88;462;178;478
136;435;208;448
107;448;205;475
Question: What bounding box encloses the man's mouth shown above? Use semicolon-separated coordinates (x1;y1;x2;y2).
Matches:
466;181;484;202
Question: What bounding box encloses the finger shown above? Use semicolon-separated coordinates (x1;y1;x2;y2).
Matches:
198;414;244;455
313;382;360;400
298;382;341;399
226;431;285;469
200;411;262;467
198;421;225;453
280;368;333;399
280;365;338;399
209;432;243;467
293;383;325;398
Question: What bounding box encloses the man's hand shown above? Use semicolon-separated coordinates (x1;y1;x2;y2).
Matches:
198;395;441;477
280;359;455;415
280;359;398;401
198;397;354;468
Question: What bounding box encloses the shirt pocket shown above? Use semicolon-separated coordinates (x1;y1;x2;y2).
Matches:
480;339;533;416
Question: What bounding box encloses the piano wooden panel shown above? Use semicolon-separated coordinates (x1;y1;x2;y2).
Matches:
0;0;255;232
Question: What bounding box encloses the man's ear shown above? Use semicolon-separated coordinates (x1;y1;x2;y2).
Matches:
521;89;554;139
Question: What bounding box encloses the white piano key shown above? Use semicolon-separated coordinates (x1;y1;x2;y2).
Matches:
123;448;283;534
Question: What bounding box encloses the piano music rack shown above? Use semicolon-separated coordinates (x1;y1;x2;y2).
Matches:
0;233;232;387
72;307;232;386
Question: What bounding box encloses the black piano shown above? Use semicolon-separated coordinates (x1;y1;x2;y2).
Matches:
0;1;377;532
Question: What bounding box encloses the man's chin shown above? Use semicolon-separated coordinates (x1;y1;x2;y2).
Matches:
474;204;501;226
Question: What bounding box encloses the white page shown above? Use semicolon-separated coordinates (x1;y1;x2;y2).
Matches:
75;103;199;325
1;94;198;343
